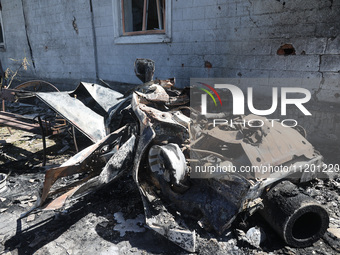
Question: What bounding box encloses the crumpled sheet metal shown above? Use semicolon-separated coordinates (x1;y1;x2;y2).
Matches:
135;84;170;102
21;74;325;252
72;82;123;113
138;103;189;129
129;88;322;252
36;82;123;143
21;125;136;215
241;115;315;167
132;90;252;250
37;91;106;142
131;92;197;252
200;114;316;179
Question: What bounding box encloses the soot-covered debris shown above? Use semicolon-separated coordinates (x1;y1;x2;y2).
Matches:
0;60;339;254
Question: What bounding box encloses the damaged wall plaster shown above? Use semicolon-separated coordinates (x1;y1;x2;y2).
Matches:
0;0;96;85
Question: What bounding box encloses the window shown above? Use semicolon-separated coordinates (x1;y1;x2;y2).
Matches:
122;0;165;35
113;0;171;44
0;3;4;47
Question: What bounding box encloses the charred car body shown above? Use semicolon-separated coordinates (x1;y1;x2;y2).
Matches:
1;59;329;252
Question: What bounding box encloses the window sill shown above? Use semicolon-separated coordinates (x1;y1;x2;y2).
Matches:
114;34;171;44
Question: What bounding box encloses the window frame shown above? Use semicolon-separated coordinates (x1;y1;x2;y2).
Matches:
113;0;171;44
0;4;5;48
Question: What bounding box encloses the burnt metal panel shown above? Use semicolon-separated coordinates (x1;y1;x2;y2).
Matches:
36;92;106;142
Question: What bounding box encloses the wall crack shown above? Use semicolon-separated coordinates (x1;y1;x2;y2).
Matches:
21;0;36;70
72;16;79;34
313;54;325;102
246;0;259;28
89;0;99;80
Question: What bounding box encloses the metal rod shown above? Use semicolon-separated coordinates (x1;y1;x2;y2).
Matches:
142;0;147;31
72;125;79;153
156;0;163;30
2;86;12;135
38;116;47;166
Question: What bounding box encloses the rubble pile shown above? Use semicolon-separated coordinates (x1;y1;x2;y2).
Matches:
0;60;339;254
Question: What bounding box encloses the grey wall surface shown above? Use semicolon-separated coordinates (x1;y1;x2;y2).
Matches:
0;0;97;86
0;0;339;104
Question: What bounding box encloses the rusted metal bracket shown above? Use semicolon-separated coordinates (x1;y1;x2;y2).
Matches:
0;80;62;166
0;111;50;134
0;111;52;165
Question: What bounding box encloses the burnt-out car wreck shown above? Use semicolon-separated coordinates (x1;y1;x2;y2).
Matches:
1;59;330;252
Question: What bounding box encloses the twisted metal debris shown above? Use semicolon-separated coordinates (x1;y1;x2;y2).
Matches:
1;59;329;252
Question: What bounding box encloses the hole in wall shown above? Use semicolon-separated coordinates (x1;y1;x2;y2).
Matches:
204;61;212;68
277;44;296;56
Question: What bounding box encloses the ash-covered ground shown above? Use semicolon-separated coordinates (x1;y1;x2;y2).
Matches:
0;102;339;255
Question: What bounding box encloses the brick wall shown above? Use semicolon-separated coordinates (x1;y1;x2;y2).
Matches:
0;0;339;104
0;0;96;86
0;0;32;80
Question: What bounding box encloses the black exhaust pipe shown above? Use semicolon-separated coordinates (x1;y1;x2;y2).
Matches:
260;181;329;247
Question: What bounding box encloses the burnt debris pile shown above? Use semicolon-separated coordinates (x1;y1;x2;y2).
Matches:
0;59;339;254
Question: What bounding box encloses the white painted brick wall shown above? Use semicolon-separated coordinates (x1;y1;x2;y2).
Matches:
0;0;339;104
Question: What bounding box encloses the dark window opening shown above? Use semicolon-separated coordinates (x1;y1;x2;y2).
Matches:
0;22;3;44
0;4;4;46
122;0;165;35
